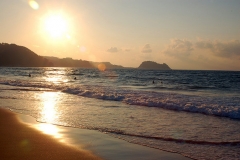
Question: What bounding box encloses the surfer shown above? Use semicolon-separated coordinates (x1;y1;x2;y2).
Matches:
74;77;77;80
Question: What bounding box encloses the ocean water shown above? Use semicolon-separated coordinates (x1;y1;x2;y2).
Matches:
0;67;239;160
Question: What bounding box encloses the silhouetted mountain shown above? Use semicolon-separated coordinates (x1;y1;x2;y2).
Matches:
43;57;124;69
138;61;171;70
44;56;94;68
91;62;124;69
0;43;171;70
0;43;53;67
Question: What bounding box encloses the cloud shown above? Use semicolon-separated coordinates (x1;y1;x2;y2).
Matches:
107;47;120;53
139;44;153;60
163;39;240;59
161;38;240;70
124;49;131;52
195;40;240;58
141;44;152;53
163;39;193;57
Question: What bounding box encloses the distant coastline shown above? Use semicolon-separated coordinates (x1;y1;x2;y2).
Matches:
0;43;171;70
0;43;53;67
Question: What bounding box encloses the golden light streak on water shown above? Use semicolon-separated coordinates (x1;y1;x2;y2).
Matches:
40;92;59;123
37;123;62;139
45;77;62;84
44;69;68;83
32;91;66;141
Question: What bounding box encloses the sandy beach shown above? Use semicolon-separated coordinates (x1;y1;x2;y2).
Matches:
0;108;192;160
0;108;102;160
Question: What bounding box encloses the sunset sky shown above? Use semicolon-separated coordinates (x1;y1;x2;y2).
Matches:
0;0;239;70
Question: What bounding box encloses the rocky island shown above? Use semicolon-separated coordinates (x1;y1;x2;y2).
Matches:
138;61;171;70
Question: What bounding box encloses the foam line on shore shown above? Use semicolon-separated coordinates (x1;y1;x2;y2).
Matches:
0;108;102;160
14;108;192;160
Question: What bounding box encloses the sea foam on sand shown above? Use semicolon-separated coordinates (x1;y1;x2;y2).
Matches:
0;108;191;160
0;108;101;160
15;108;189;160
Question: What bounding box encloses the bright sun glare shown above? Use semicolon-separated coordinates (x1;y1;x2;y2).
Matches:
44;13;69;39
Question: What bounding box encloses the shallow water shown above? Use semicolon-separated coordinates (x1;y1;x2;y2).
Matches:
0;67;240;159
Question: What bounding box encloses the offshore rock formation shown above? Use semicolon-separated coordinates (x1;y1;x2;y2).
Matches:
138;61;171;70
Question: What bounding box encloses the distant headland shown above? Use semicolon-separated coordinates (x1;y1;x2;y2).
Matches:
0;43;53;67
0;43;171;70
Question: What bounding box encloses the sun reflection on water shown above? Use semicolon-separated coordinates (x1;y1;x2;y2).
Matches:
45;77;61;83
36;123;63;139
40;92;59;123
36;91;65;140
44;69;69;83
45;77;69;84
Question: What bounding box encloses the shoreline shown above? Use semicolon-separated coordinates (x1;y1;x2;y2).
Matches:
1;108;192;160
0;108;102;160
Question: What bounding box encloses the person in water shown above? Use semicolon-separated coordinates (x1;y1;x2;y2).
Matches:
74;77;77;80
152;80;155;84
29;74;31;77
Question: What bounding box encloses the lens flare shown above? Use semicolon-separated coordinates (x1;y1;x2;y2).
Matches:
98;63;106;71
28;0;39;10
80;46;86;52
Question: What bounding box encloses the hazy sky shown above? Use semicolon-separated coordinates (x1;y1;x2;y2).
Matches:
0;0;239;70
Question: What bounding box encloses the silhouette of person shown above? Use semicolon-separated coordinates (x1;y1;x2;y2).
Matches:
152;80;155;84
29;74;31;77
74;77;77;80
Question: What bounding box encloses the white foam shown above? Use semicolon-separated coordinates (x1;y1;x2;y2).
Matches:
1;79;239;119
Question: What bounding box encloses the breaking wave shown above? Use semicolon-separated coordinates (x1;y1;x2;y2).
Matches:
0;79;239;120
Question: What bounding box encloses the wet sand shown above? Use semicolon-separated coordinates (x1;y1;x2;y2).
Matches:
0;108;101;160
0;108;191;160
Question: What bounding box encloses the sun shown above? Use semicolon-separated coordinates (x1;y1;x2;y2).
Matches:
43;13;68;39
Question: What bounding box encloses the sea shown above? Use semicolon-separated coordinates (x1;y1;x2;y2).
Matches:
0;67;239;160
